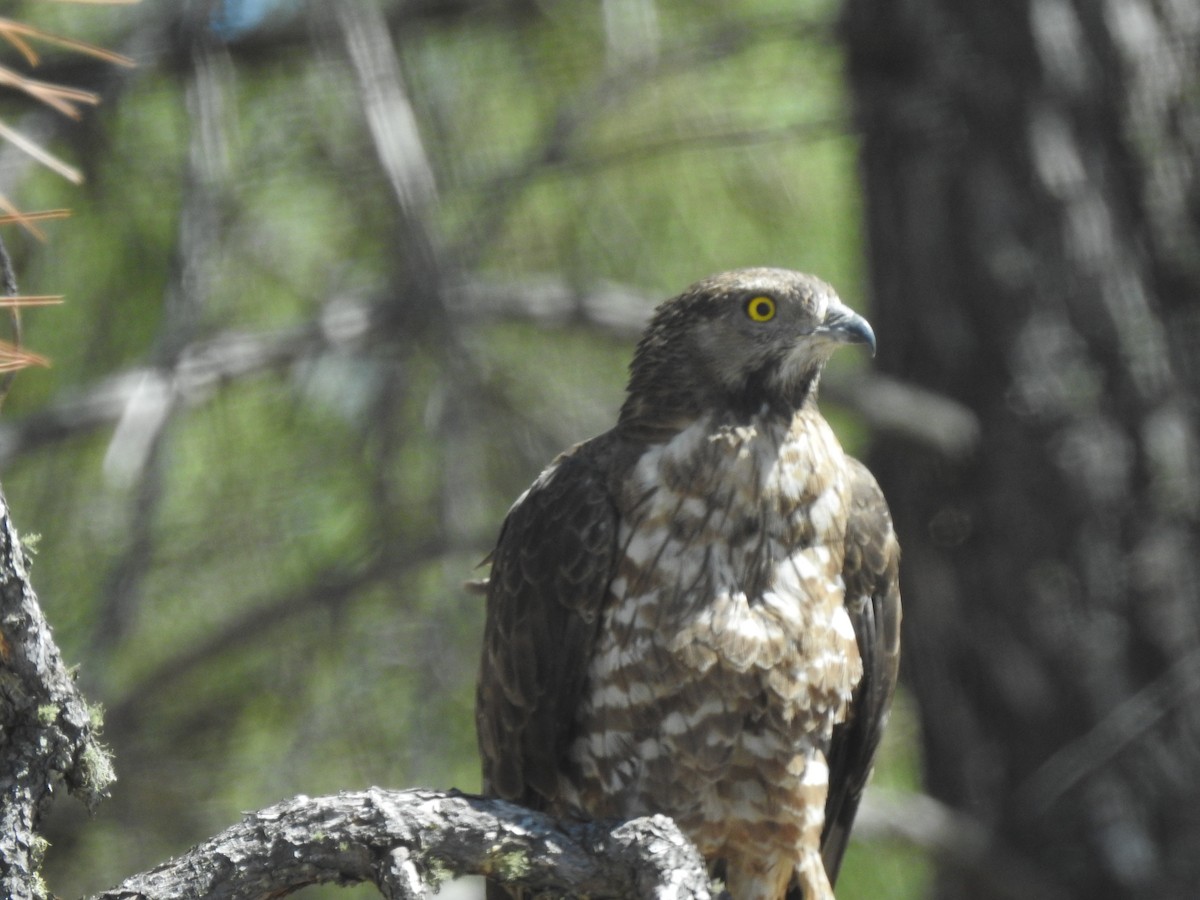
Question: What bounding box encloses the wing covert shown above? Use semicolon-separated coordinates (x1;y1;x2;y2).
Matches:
820;455;902;884
475;439;621;811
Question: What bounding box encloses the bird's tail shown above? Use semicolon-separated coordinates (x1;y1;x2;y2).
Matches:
792;847;836;900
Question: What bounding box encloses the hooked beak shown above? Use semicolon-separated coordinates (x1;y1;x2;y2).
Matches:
816;302;876;357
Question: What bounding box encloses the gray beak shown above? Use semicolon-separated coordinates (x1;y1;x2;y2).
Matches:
817;303;876;357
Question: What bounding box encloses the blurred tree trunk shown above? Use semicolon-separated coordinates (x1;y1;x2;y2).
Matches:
842;1;1200;898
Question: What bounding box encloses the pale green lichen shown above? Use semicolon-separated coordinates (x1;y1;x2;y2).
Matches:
423;855;454;889
30;835;50;900
76;739;117;806
30;833;49;866
487;847;533;882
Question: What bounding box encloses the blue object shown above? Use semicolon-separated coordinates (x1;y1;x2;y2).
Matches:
210;0;294;39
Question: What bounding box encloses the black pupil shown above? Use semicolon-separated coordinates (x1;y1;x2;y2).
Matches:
753;300;770;317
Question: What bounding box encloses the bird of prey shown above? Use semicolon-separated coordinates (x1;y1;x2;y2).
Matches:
476;268;901;900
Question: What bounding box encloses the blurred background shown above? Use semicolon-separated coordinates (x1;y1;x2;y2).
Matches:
1;1;1197;899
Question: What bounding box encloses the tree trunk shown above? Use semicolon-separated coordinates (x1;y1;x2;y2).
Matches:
842;1;1200;898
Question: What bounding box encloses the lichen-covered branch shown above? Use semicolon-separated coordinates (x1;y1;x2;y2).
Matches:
89;788;714;900
0;487;115;900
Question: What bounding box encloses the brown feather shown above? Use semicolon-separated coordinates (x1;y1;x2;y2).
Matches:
476;435;629;808
818;456;902;887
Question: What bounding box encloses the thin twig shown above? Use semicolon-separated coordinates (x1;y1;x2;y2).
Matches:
0;18;135;67
0;116;83;182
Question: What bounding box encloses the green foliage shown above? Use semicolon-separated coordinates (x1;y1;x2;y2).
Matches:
1;1;922;897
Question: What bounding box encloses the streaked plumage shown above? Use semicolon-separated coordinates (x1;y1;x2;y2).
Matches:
476;268;901;900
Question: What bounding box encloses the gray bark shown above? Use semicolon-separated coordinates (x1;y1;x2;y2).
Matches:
88;788;713;900
0;487;115;900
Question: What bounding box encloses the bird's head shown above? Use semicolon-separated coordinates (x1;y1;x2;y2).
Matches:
619;268;874;435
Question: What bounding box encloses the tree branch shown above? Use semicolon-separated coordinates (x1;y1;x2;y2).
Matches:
0;488;115;900
88;788;714;900
0;276;979;468
102;538;455;734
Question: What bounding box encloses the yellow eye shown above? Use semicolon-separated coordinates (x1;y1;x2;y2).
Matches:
746;295;776;322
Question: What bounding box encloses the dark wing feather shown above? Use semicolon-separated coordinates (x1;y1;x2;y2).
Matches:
475;437;621;811
820;455;902;885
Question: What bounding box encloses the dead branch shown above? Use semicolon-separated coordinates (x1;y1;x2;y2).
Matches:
88;788;714;900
